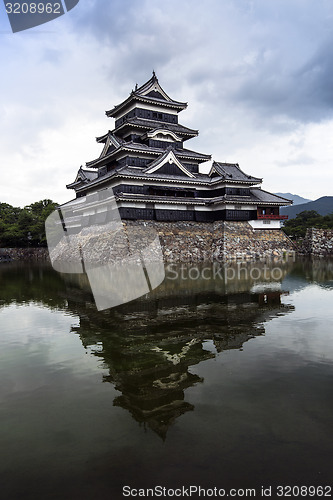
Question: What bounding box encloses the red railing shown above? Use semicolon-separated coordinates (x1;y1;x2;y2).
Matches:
258;214;288;220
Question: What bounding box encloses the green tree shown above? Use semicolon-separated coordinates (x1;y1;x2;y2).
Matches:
0;199;58;247
24;199;58;246
283;210;333;238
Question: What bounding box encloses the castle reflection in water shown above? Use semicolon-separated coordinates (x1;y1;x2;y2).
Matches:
63;260;296;439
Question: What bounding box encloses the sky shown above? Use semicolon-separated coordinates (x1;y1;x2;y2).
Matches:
1;0;333;207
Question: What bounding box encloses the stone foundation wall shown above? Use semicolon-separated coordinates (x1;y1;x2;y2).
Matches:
127;220;215;262
220;221;295;261
301;228;333;256
125;220;295;262
1;221;295;263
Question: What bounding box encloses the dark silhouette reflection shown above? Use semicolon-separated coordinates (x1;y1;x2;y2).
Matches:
59;261;296;439
5;258;333;438
73;287;292;439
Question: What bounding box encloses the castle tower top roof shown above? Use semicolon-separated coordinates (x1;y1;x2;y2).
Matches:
106;72;188;118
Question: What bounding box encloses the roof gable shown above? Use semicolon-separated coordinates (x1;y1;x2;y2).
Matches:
67;167;98;189
146;90;166;100
144;148;195;178
98;133;122;158
107;73;187;117
209;162;262;183
136;72;174;102
75;168;97;182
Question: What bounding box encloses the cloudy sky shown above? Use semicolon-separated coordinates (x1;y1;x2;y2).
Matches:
1;0;333;207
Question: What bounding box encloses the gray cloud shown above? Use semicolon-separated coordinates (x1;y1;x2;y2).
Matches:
66;0;333;127
234;40;333;123
276;153;315;168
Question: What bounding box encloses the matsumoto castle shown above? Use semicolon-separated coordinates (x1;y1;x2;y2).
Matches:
65;72;291;229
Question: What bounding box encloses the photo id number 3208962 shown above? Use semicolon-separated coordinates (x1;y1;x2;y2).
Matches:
276;485;332;497
5;2;62;14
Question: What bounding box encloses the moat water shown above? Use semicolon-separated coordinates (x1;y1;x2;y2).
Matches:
0;258;332;499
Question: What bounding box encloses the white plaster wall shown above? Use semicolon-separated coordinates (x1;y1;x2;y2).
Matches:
248;220;281;230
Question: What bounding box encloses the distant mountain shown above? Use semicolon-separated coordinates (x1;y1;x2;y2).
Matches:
275;193;312;205
280;196;333;219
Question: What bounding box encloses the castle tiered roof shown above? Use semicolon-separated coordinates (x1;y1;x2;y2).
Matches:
66;73;292;225
106;71;188;118
210;162;262;183
113;117;198;140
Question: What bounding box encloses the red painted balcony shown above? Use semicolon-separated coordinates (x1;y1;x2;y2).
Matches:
258;214;288;220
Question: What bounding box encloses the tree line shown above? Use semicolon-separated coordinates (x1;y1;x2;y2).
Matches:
282;210;333;238
0;199;58;247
